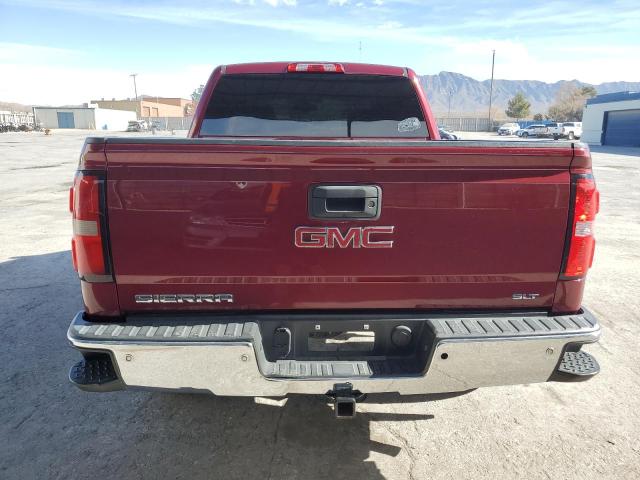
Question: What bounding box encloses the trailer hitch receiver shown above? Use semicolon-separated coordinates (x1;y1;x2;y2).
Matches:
327;382;364;418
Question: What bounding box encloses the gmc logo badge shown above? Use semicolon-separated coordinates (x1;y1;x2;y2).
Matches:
295;226;394;248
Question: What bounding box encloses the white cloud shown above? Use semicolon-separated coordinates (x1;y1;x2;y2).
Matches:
0;42;79;62
263;0;296;6
0;63;212;105
377;20;402;29
16;0;438;46
0;0;638;107
227;0;297;4
454;3;640;32
439;37;640;84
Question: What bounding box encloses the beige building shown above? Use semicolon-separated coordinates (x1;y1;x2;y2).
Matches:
33;105;136;130
91;97;193;118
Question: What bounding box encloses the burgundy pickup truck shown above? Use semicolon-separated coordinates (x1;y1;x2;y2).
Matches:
68;62;600;417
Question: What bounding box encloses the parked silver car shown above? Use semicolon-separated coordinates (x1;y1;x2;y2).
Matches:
126;120;148;132
438;126;458;140
517;124;547;138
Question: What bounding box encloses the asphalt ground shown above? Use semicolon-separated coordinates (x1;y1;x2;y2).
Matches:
1;130;638;479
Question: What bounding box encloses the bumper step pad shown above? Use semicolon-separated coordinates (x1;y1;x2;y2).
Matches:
69;354;124;392
557;350;600;377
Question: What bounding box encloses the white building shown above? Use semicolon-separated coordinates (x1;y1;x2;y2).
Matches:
32;104;136;131
582;92;640;146
0;111;34;125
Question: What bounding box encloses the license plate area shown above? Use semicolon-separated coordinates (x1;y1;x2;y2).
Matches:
260;316;433;363
308;330;375;352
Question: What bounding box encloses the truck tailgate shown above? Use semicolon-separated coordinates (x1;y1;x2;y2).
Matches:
104;139;573;313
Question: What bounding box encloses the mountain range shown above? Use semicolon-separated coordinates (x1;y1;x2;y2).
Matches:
4;72;640;118
418;72;640;117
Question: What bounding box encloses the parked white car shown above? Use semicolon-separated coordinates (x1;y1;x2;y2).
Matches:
497;122;520;136
543;122;582;140
516;124;548;138
543;122;563;139
559;122;582;140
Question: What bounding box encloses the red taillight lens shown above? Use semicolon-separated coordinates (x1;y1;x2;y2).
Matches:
70;172;110;280
563;176;598;277
287;63;344;73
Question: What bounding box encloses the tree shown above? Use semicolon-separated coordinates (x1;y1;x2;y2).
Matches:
533;113;544;121
505;93;531;121
191;84;205;108
547;84;597;122
580;86;597;98
187;84;206;115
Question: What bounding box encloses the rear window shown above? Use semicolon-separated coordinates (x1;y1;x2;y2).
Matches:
200;73;428;138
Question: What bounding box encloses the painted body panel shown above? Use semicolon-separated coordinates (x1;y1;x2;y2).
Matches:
76;62;592;317
104;141;575;313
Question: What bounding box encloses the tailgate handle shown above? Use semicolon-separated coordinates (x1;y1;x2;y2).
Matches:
309;185;381;219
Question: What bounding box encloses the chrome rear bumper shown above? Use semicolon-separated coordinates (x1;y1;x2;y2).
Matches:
67;310;600;396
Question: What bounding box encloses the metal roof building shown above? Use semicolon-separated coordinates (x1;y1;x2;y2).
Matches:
582;91;640;146
32;104;136;131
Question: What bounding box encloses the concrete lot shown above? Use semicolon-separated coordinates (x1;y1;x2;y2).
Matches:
1;130;639;479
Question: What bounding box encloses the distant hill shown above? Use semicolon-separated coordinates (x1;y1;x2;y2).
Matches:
0;101;32;112
419;72;640;117
4;72;640;118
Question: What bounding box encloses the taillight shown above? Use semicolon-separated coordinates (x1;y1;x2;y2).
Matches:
287;63;344;73
70;171;112;282
562;175;599;278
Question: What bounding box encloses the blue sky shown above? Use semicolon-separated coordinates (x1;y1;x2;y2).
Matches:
1;0;639;104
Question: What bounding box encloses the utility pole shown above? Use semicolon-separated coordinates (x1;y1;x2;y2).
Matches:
130;73;139;119
130;73;138;100
488;50;495;131
359;41;362;61
448;89;453;117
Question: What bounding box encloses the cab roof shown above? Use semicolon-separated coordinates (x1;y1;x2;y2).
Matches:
222;62;409;77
